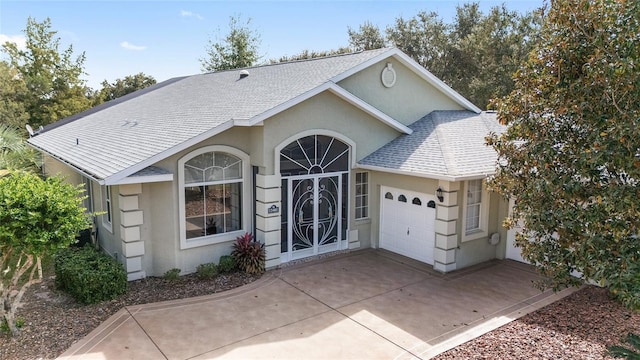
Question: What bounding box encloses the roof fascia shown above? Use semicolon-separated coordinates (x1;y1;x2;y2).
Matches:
331;48;482;114
27;142;105;185
329;48;397;83
245;82;411;134
103;120;234;185
244;82;334;125
112;173;174;185
356;163;494;182
326;85;412;134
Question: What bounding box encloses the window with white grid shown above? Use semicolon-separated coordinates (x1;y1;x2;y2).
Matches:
355;172;369;219
465;179;482;233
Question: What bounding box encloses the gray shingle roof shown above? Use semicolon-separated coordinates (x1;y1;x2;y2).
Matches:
359;111;505;180
28;48;393;181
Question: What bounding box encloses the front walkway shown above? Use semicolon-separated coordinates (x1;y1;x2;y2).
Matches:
58;250;578;360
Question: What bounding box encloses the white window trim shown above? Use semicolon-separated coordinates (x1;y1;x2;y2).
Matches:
101;185;113;233
178;145;252;250
461;179;490;242
355;171;369;220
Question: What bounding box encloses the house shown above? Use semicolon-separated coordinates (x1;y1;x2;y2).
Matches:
28;48;522;281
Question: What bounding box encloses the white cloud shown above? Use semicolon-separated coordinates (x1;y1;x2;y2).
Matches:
180;10;203;20
0;34;27;50
120;41;147;51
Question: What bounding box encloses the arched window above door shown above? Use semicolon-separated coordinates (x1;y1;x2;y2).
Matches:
280;135;349;176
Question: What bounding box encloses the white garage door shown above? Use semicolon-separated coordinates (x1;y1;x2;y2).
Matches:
380;186;436;264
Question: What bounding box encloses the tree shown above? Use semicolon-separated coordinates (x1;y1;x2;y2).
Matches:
1;17;92;128
386;11;450;78
449;4;542;109
377;3;541;109
488;0;640;309
0;171;90;335
200;15;261;72
269;47;352;64
348;21;386;51
0;61;29;129
94;72;156;104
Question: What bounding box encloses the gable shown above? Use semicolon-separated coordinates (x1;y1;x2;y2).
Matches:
261;91;403;171
337;56;477;125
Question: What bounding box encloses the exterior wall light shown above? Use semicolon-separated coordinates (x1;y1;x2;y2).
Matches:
436;187;444;202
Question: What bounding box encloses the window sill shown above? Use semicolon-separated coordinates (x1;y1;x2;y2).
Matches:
355;217;371;225
462;229;487;242
181;230;244;250
102;221;113;234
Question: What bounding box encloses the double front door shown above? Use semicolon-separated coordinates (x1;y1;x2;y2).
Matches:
281;173;347;260
279;134;350;261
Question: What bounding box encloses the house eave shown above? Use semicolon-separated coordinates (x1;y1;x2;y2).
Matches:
356;163;495;182
27;142;106;185
108;173;174;185
103;120;235;184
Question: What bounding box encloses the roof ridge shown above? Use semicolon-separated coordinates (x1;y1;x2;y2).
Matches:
432;112;455;176
200;47;392;75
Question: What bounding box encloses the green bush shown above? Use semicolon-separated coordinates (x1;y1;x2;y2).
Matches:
231;232;265;274
218;255;237;273
163;268;181;280
196;262;218;280
54;246;127;304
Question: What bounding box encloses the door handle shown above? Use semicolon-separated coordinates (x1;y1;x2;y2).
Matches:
407;228;410;236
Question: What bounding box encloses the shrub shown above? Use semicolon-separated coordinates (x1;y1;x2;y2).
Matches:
163;268;181;280
196;262;218;280
54;246;127;304
231;232;265;274
218;255;237;273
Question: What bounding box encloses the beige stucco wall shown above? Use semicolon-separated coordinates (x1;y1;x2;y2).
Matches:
261;91;402;172
42;154;83;185
140;126;256;275
338;58;465;125
454;184;507;269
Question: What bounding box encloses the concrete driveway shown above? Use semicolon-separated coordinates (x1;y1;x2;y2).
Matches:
58;250;578;360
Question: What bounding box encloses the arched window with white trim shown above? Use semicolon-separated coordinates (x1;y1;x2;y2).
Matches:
179;146;251;249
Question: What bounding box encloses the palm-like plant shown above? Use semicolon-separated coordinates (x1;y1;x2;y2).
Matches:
608;333;640;359
0;124;41;176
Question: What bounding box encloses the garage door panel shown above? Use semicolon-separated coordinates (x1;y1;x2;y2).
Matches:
380;187;436;265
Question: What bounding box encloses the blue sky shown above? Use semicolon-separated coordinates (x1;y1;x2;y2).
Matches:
0;1;543;90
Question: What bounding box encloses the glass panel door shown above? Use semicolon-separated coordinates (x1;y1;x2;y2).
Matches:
291;178;315;256
317;176;339;252
288;175;342;259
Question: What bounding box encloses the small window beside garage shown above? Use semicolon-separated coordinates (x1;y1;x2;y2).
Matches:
465;180;482;232
412;197;422;206
384;192;393;200
355;172;369;219
462;179;491;242
398;195;407;202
